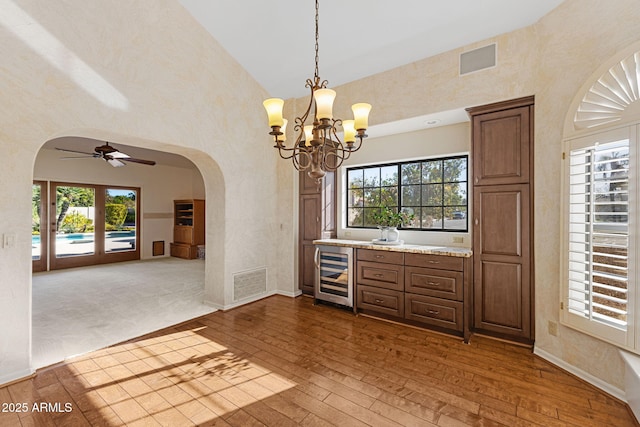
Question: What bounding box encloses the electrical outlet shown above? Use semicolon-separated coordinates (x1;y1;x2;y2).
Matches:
548;320;558;336
452;236;464;244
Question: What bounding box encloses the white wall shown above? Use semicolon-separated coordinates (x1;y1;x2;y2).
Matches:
34;145;205;259
337;122;471;247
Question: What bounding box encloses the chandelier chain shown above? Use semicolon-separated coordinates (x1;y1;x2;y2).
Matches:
314;0;319;80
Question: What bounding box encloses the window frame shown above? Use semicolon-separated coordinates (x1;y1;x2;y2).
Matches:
561;124;639;352
345;155;469;232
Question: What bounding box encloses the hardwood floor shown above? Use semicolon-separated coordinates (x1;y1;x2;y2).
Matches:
0;295;637;426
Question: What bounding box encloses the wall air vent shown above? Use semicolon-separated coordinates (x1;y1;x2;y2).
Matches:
460;43;497;75
233;267;267;301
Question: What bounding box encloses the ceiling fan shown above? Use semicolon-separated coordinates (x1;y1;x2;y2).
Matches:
56;142;156;167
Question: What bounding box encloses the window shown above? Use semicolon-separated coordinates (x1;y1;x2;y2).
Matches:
562;125;638;350
346;155;468;231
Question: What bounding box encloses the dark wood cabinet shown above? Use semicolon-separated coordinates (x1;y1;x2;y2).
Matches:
298;172;336;295
473;184;531;339
355;248;471;339
467;96;534;344
472;104;531;186
170;199;205;259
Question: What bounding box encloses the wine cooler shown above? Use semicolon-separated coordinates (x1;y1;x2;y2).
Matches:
314;245;354;309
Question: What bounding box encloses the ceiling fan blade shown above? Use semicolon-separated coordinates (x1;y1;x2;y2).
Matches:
120;157;156;166
56;147;99;157
108;159;126;167
110;151;130;159
59;156;95;160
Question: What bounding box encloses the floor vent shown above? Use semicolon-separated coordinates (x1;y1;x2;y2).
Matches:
460;43;496;75
233;267;267;301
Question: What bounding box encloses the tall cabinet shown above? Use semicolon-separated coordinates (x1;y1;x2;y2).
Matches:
467;96;534;344
299;171;336;295
170;199;205;259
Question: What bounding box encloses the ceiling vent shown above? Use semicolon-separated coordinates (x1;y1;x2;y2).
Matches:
460;44;497;75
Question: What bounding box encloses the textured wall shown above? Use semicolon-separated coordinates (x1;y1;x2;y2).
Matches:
0;0;295;384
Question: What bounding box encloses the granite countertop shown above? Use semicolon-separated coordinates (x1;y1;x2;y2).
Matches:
313;238;472;258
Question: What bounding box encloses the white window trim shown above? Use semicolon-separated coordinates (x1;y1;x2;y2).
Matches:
561;123;639;353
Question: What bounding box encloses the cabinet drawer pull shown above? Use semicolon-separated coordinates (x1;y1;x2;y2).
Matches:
428;260;440;264
427;281;440;286
374;254;384;259
374;273;384;278
375;299;384;304
427;309;440;315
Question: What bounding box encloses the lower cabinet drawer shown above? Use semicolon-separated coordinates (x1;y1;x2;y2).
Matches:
404;294;463;332
357;261;404;291
170;243;197;259
405;266;463;300
357;285;404;318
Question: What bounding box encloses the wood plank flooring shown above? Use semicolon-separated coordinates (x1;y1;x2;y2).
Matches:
0;295;637;426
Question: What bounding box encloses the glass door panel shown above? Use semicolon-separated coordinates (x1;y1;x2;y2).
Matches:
105;188;137;253
32;181;48;272
53;185;96;258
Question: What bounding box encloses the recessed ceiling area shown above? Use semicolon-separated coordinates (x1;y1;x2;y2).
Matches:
179;0;565;99
179;0;564;135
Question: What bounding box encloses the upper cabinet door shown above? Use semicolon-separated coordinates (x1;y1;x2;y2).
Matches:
471;103;532;186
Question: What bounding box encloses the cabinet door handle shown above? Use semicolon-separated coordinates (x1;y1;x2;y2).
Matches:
475;218;479;226
375;299;384;304
427;309;440;315
314;248;320;269
427;281;440;286
475;177;479;184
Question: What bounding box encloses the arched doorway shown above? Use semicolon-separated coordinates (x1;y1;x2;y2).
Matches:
31;132;226;368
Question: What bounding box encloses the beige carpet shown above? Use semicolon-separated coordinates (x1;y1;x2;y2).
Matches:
32;257;215;369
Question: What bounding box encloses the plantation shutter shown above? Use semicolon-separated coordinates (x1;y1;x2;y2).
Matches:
564;126;633;347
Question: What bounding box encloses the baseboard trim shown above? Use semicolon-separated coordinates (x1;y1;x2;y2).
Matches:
277;289;302;298
534;346;626;402
0;369;35;388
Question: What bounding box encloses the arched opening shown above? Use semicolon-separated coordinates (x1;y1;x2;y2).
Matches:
31;130;225;368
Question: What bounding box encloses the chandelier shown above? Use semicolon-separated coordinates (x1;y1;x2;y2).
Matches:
263;0;371;181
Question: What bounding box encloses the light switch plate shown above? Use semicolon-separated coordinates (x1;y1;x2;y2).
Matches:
3;233;16;248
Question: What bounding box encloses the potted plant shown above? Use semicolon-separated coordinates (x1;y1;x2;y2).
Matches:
372;206;415;242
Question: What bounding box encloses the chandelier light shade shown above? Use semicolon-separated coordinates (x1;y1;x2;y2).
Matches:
263;0;371;181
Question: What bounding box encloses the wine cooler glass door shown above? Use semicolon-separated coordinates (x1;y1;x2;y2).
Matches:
315;246;353;308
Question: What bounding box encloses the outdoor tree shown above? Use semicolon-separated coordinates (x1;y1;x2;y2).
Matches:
56;187;95;232
32;185;41;233
347;158;467;228
105;204;128;229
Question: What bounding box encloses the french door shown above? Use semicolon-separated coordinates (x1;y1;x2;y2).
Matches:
42;182;140;270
